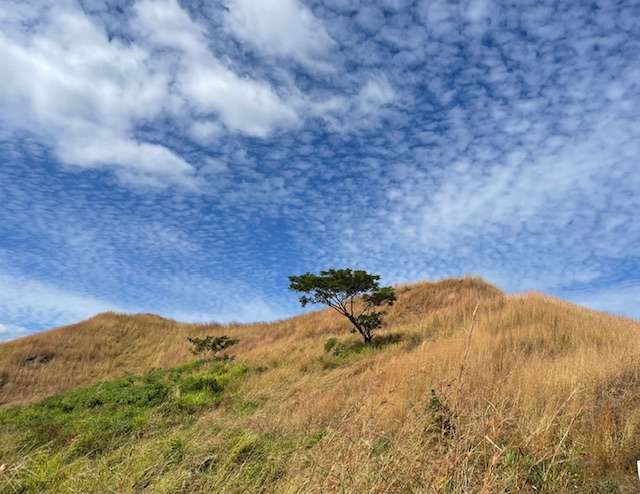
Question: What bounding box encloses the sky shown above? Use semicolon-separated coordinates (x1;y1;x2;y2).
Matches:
1;0;639;341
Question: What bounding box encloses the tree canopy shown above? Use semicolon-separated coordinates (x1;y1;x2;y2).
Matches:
288;268;396;344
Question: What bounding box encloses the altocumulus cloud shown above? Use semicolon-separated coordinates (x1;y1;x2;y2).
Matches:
0;0;360;187
224;0;336;70
0;0;639;338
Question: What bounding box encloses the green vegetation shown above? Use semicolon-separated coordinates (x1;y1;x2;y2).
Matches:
0;359;267;493
1;359;246;449
1;278;638;492
315;333;404;371
187;335;239;360
0;337;410;493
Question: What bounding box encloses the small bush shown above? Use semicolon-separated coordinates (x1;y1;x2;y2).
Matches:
324;333;403;360
232;399;263;416
324;337;338;353
187;335;238;359
425;389;455;436
501;448;547;491
179;375;223;394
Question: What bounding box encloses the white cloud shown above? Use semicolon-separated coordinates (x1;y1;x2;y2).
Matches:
357;76;396;113
354;6;386;34
0;0;314;187
188;120;224;145
0;1;196;187
313;74;396;130
224;0;335;70
57;128;199;188
0;0;397;188
466;0;493;23
0;272;125;333
0;322;29;342
178;63;299;137
417;0;494;35
135;0;301;137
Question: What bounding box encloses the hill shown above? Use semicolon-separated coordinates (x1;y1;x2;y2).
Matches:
0;278;501;406
1;277;639;492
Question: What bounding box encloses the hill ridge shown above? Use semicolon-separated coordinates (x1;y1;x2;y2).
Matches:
2;276;640;491
1;277;500;405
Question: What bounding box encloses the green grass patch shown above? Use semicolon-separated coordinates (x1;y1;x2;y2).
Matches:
207;429;297;490
0;360;251;493
371;436;392;456
306;428;327;449
230;398;264;416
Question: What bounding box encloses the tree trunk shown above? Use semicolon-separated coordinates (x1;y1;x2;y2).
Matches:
347;315;370;345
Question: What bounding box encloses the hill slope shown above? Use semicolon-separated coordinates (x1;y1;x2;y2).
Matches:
0;278;501;406
1;278;640;493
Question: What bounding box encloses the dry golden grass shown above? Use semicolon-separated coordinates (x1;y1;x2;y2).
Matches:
0;313;218;405
0;277;500;406
2;277;640;492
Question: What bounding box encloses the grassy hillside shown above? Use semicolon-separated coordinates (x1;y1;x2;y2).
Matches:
0;313;226;406
1;278;640;492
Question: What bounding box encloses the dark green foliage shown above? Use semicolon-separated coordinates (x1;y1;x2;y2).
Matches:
231;398;263;416
289;268;396;344
187;335;238;359
371;437;392;456
317;334;403;371
426;389;455;436
22;351;55;365
591;480;624;494
306;429;327;448
324;337;338;353
324;333;402;359
179;375;223;394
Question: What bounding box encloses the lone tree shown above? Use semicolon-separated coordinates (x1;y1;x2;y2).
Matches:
288;268;396;345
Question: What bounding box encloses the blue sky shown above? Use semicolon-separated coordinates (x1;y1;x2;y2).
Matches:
1;0;639;341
